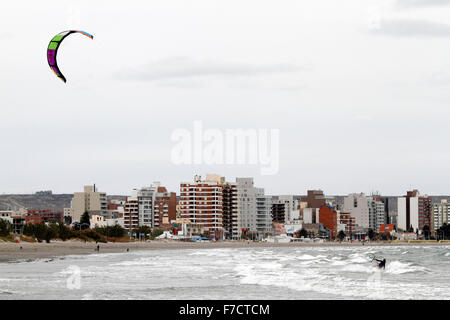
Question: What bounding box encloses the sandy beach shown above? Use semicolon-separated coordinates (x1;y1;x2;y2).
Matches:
0;239;447;263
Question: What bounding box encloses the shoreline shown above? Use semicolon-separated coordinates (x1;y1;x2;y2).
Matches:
0;240;448;263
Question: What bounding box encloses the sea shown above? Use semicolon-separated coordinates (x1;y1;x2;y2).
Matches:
0;245;449;300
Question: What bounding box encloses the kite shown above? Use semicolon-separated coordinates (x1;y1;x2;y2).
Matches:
47;30;94;83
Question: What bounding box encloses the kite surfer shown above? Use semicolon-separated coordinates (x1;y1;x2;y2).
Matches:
368;253;386;269
374;258;386;269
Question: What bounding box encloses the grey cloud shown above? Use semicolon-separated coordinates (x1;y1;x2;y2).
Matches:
396;0;450;8
369;19;450;37
116;57;304;83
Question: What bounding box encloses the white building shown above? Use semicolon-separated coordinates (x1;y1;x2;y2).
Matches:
236;178;259;232
255;193;273;234
0;211;14;224
106;217;125;228
303;207;318;224
432;200;449;232
343;193;370;228
397;190;432;232
275;195;300;224
368;197;386;231
137;184;158;228
236;178;272;236
90;215;107;228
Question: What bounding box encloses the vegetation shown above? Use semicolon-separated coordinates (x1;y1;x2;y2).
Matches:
131;226;152;238
378;232;392;241
80;211;91;230
152;228;164;238
337;230;346;241
94;225;126;238
437;223;450;240
296;228;308;238
0;219;12;237
422;225;431;240
367;228;375;240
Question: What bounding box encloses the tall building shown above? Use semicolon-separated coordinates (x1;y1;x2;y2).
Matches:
123;190;139;231
154;186;177;229
236;178;258;233
368;196;386;231
432;199;450;232
222;182;238;238
256;194;272;235
397;190;432;232
70;185;108;223
180;175;224;237
235;178;272;237
343;193;370;228
137;186;157;228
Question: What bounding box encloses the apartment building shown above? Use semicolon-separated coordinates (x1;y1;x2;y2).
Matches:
123;190;139;231
25;210;63;224
432;199;449;232
70;185;108;223
343;193;370;228
398;190;432;232
153;186;177;229
180;175;224;237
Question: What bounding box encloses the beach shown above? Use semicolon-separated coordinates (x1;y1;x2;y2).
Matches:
0;239;446;263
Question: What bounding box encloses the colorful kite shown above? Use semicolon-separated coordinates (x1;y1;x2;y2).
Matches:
47;30;94;83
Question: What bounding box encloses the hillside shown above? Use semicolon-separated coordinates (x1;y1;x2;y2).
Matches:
0;194;127;212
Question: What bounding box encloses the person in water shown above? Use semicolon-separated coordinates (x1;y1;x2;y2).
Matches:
375;258;386;269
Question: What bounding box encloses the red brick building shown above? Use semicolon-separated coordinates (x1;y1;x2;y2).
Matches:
319;204;337;238
26;210;63;224
301;190;326;209
154;186;177;229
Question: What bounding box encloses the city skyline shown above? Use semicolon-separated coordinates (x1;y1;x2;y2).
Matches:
2;0;450;196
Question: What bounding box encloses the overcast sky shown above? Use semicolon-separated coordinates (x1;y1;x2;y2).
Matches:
1;0;450;196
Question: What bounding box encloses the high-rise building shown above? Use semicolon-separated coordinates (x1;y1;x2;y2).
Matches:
256;194;272;235
397;190;432;232
432;199;449;232
235;178;272;237
180;175;224;237
124;190;139;231
137;186;157;228
70;185;108;223
222;182;238;238
368;196;386;231
343;193;370;228
154;186;177;229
